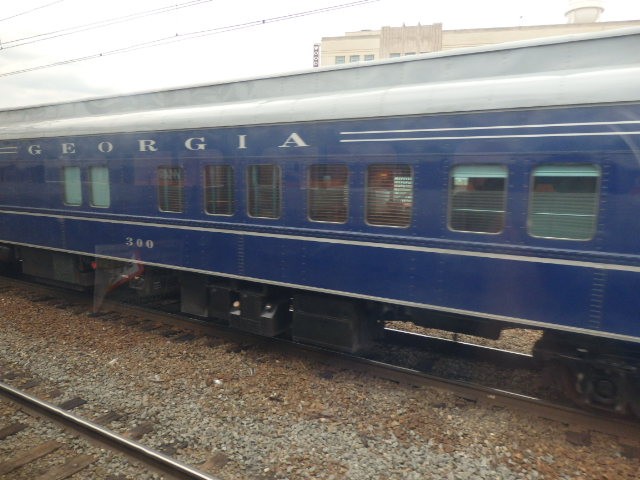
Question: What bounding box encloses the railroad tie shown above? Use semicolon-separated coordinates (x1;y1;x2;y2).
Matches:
0;422;27;440
0;439;61;475
34;454;95;480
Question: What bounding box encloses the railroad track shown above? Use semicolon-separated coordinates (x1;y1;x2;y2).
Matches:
0;381;218;480
270;331;640;441
2;275;640;445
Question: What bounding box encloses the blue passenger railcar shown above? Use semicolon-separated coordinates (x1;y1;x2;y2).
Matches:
1;28;639;415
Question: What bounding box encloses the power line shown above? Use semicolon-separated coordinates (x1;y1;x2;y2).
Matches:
1;0;214;50
0;0;64;23
0;0;380;78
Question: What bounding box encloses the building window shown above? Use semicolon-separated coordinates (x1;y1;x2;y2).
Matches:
529;164;600;240
308;164;348;223
366;164;413;227
247;165;281;219
335;56;345;64
405;52;416;56
157;167;184;213
349;54;360;63
89;166;110;208
63;166;82;206
364;54;375;61
389;53;401;58
449;165;507;234
204;165;234;216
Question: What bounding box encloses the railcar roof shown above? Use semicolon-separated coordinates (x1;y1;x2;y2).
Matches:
0;27;639;138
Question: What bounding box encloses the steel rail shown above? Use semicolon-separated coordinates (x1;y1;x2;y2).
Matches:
0;381;219;480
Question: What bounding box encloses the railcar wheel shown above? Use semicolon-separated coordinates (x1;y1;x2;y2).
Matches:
558;362;627;413
575;366;628;413
580;374;620;407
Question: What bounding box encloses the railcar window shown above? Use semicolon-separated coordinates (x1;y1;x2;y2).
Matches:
529;164;600;240
308;164;349;223
63;166;82;206
157;167;184;213
449;165;507;234
366;164;413;227
204;165;234;216
247;165;281;219
90;166;110;208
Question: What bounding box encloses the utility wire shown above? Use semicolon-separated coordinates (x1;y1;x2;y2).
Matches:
1;0;214;50
0;0;380;78
0;0;64;23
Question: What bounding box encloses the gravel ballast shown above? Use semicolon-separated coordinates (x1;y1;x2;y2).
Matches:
1;289;639;479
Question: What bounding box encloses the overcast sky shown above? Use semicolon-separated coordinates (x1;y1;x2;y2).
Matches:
1;0;639;109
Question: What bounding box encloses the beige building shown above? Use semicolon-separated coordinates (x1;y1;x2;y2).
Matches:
319;1;640;66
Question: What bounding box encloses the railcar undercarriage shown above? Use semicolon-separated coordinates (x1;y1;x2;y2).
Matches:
2;247;640;418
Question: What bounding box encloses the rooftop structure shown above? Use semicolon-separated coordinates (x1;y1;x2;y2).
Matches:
319;0;640;66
